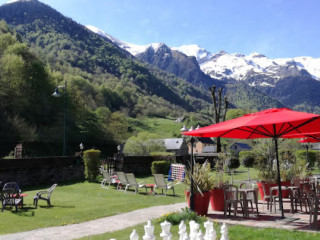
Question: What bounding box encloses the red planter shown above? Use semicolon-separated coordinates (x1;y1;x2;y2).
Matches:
210;188;225;211
257;181;291;200
185;191;210;216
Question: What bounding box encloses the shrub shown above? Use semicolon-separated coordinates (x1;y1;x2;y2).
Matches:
295;150;316;168
241;156;255;168
226;157;240;170
83;149;101;182
150;152;174;156
239;151;255;168
156;207;208;225
151;161;171;174
316;151;320;169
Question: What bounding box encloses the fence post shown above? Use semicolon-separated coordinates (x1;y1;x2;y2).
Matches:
143;220;156;240
160;220;172;240
130;229;139;240
220;223;228;240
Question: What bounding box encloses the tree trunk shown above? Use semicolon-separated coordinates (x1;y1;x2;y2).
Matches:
209;85;228;153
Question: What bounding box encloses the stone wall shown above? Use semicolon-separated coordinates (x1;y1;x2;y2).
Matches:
0;156;84;187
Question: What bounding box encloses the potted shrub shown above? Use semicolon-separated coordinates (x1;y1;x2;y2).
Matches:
209;170;226;211
184;160;215;216
206;154;229;211
239;152;255;181
226;156;240;184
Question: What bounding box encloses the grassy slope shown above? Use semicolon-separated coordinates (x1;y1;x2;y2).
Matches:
127;117;184;138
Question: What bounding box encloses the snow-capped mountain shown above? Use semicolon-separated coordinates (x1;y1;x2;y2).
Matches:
174;44;320;84
86;25;161;56
87;25;320;87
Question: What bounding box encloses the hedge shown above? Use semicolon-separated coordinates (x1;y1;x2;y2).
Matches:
83;149;101;182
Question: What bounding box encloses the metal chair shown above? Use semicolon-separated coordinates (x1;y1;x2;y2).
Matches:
3;182;21;194
260;181;277;212
116;172;130;190
290;177;303;212
100;169;119;189
239;182;255;215
224;185;245;217
125;173;147;194
33;184;57;208
153;174;175;196
301;182;313;212
1;188;22;212
307;191;319;229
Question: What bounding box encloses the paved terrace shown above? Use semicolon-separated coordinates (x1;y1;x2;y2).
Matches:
0;199;319;240
208;198;319;232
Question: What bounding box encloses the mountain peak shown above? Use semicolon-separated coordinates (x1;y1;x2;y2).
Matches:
249;52;267;58
172;44;212;63
86;24;320;82
5;0;36;4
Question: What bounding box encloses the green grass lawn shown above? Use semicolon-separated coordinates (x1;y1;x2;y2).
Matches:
79;219;320;240
0;176;187;235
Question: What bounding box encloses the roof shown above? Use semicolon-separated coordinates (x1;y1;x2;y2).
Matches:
197;137;215;144
202;146;216;153
164;138;185;150
230;142;252;149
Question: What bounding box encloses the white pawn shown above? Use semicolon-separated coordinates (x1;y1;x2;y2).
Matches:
204;220;216;240
178;221;188;240
143;221;156;240
130;229;139;240
189;221;199;240
209;229;217;240
220;223;229;240
196;230;204;240
183;235;190;240
160;220;172;240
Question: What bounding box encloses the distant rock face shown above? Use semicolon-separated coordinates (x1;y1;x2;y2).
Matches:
88;27;320;88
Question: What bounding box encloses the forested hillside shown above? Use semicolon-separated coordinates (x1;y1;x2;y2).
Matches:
0;1;213;157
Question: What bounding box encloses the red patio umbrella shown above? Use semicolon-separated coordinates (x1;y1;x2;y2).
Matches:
183;108;320;219
298;137;320;143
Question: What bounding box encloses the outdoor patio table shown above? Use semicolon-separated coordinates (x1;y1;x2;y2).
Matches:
270;186;295;213
13;193;27;209
238;188;259;217
146;184;155;195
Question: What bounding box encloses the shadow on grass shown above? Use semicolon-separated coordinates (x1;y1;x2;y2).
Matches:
39;205;75;209
3;206;36;217
22;179;86;191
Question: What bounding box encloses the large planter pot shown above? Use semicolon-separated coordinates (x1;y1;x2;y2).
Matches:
257;181;291;200
257;182;275;200
210;188;225;211
281;181;291;198
185;190;210;216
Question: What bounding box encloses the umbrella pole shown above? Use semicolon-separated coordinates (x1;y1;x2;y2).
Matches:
274;138;284;219
190;137;195;212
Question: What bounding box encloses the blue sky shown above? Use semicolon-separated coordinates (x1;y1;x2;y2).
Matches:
1;0;320;58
